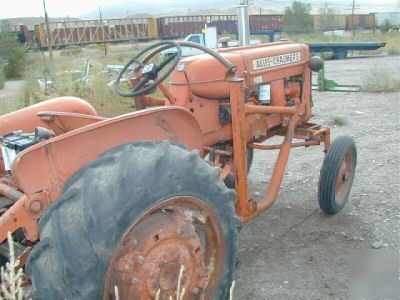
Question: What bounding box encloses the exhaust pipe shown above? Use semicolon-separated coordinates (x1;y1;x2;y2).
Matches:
237;1;250;46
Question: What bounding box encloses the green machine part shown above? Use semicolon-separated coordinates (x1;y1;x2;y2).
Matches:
313;64;361;92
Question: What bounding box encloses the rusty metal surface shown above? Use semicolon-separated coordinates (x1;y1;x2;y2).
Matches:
229;79;255;218
335;152;355;205
0;182;23;202
38;111;106;134
248;140;320;150
103;196;224;300
36;18;158;48
157;15;284;38
0;195;39;243
250;15;284;31
157;15;238;38
171;42;309;99
12;107;203;200
255;115;298;217
0;97;97;136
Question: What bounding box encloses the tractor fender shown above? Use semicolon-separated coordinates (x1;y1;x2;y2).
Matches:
11;106;204;204
0;97;97;135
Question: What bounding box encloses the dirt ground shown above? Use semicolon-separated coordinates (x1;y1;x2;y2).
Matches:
234;55;400;299
0;80;23;113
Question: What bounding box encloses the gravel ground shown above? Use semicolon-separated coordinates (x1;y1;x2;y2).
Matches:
234;55;400;299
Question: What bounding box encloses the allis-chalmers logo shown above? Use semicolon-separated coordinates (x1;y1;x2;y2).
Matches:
252;52;301;70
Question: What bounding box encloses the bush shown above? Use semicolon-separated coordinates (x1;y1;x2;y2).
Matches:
0;32;28;79
362;65;400;93
384;34;400;55
83;73;133;116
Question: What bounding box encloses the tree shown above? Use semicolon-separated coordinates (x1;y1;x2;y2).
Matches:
283;1;314;34
318;3;339;31
0;20;28;79
380;18;394;32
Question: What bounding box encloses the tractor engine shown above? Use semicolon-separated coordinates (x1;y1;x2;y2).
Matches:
168;41;312;146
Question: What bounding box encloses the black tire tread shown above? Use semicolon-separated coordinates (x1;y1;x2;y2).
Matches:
26;141;238;300
318;136;357;215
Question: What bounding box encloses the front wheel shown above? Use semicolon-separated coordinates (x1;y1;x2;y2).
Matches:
318;136;357;215
26;141;238;299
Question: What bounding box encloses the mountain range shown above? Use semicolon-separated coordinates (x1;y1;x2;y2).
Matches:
79;0;397;19
80;1;287;19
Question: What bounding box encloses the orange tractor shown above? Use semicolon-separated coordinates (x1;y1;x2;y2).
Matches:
0;41;356;299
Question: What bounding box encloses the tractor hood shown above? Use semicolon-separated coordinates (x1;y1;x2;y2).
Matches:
170;41;309;99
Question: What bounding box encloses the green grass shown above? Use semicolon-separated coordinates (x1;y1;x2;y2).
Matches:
329;116;347;127
11;47;137;116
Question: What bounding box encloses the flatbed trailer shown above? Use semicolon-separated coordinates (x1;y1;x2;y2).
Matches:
308;42;386;59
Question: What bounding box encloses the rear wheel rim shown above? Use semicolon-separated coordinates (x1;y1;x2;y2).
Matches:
335;152;355;205
103;196;224;300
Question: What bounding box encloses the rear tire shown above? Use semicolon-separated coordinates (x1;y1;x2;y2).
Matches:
318;136;357;215
334;48;347;59
26;141;238;299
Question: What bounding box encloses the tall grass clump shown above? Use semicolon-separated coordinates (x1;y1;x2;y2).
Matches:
85;73;132;116
329;116;347;127
0;232;24;300
0;67;5;89
15;52;133;116
15;70;42;108
362;65;400;93
383;34;400;55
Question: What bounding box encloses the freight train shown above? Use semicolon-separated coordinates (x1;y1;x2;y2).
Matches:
30;14;376;48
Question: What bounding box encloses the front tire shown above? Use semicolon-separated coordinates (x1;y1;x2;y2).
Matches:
26;141;238;299
318;136;357;215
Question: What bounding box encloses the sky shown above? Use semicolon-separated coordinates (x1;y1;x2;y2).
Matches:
0;0;129;18
0;0;398;19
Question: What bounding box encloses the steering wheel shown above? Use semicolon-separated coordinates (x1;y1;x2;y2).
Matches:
115;41;182;97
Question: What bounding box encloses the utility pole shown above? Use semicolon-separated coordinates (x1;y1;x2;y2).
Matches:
42;0;53;59
99;6;103;20
351;0;355;37
98;6;107;56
